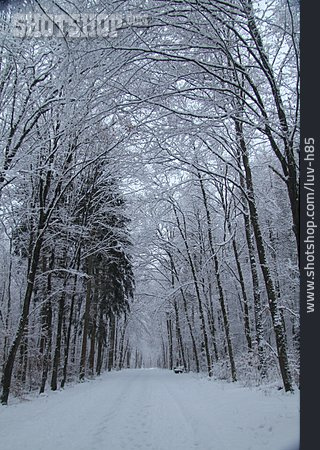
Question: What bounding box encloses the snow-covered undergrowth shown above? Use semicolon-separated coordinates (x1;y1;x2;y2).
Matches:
0;369;299;450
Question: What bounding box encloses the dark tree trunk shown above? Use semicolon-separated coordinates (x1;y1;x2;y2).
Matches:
173;300;186;369
51;290;66;391
172;202;212;377
3;236;13;361
96;339;104;376
61;275;77;389
88;287;98;377
107;314;116;371
39;300;52;394
96;306;105;376
71;298;81;368
39;252;54;394
126;343;131;368
118;318;127;371
1;228;44;405
237;166;267;377
17;319;29;386
235;118;293;392
231;233;253;352
166;312;173;370
113;318;118;366
206;298;219;362
79;256;93;381
198;174;237;381
170;251;200;372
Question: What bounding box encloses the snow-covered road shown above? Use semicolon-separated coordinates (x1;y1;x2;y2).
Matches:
0;369;299;450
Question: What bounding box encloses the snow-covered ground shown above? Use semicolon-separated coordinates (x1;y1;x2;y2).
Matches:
0;369;299;450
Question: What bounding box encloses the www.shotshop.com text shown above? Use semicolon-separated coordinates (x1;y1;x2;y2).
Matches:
303;138;316;313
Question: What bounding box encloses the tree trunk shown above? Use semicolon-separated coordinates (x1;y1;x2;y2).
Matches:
17;319;29;386
3;236;13;361
113;318;118;366
39;251;54;394
235;118;293;392
173;300;186;369
117;318;127;370
198;174;237;381
107;314;116;371
79;256;93;381
230;231;253;352
172;202;212;377
1;228;44;405
170;250;200;372
95;306;105;376
236;164;267;377
166;312;173;370
51;290;66;391
88;286;99;377
61;275;77;389
206;296;219;362
126;342;131;368
39;300;52;394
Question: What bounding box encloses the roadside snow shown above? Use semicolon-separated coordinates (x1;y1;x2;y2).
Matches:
0;369;299;450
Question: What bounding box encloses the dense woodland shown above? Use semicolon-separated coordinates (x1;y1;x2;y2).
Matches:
0;0;299;404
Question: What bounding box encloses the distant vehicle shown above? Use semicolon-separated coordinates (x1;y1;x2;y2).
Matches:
173;366;184;374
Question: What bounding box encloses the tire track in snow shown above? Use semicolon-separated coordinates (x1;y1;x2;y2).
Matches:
163;375;228;450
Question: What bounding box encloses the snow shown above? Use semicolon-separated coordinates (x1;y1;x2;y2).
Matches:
0;369;299;450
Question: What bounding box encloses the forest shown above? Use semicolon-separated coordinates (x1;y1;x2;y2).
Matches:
0;0;300;405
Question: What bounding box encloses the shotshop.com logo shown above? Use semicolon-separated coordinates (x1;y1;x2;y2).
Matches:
11;12;150;38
